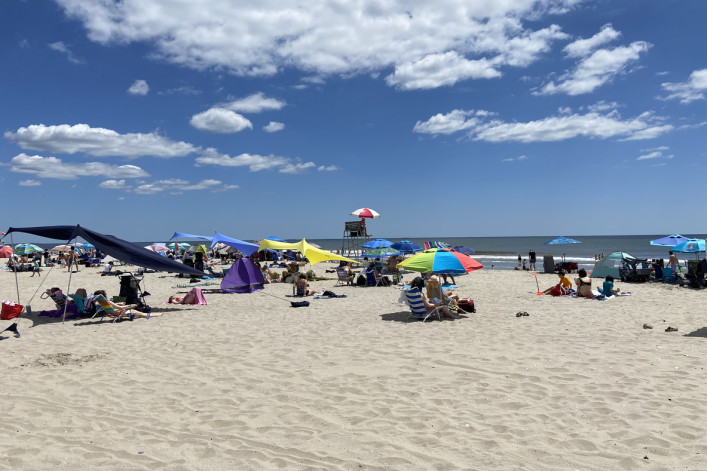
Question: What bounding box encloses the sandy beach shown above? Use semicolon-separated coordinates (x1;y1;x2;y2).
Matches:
1;263;705;470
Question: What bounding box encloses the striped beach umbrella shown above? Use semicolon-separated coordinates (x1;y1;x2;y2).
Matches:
14;243;42;255
397;248;483;274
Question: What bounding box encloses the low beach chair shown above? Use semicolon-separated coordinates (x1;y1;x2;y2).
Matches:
335;268;353;286
91;295;131;323
402;288;441;322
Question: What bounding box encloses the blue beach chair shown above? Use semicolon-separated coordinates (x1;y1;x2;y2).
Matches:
402;288;441;322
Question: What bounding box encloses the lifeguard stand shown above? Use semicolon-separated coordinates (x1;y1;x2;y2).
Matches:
341;220;370;260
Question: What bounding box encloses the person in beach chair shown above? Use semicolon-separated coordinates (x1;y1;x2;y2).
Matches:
364;262;390;286
335;263;355;286
426;275;460;303
401;287;461;322
38;287;83;319
91;290;159;321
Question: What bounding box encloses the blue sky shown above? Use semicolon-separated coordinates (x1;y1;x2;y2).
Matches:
1;0;706;241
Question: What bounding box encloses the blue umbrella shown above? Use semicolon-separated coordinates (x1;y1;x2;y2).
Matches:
544;236;582;245
266;236;285;242
391;240;422;253
650;234;690;246
362;238;393;249
362;247;401;258
672;239;705;253
453;245;475;255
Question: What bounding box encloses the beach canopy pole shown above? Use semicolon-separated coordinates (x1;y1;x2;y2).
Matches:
61;236;78;324
10;233;21;304
533;273;542;295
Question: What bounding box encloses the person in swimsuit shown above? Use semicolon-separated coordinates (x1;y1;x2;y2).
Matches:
574;269;593;298
293;273;323;296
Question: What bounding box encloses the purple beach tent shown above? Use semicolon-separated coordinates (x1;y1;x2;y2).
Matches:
220;257;265;293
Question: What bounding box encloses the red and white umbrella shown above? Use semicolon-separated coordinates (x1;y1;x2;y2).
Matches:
145;244;169;252
350;208;380;219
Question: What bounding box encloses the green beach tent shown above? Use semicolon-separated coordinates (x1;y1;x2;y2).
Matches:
590;252;637;279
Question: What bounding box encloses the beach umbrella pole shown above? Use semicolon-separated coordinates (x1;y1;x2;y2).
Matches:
10;233;21;304
62;237;78;324
533;273;542;295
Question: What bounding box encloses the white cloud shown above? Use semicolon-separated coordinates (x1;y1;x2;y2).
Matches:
55;0;582;89
413;109;487;135
10;153;150;180
536;40;651;95
195;148;316;173
129;178;239;194
386;52;500;90
637;148;674;161
48;41;83;64
318;165;339;171
5;124;198;158
563;24;620;58
128;79;149;95
190;108;253;133
99;179;129;189
661;68;707;104
414;108;673;142
18;179;41;186
222;92;286;113
263;121;285;133
502;155;528;162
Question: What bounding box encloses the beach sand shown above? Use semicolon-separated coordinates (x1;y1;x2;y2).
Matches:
1;263;705;470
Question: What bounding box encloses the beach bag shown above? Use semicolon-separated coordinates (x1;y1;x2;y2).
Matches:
356;274;366;286
457;299;475;313
1;301;23;320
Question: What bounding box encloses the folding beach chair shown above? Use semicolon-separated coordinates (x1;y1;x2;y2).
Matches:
91;295;131;323
335;268;353;287
401;288;441;322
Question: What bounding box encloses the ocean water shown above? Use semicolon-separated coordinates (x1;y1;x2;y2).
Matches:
305;235;707;271
14;234;707;271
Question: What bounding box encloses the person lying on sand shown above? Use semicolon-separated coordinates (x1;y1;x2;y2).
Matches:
92;289;160;318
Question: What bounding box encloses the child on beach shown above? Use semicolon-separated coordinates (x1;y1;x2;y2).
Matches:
601;275;620;297
31;259;41;277
543;270;572;296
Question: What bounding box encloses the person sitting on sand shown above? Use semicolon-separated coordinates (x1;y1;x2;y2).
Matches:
293;273;323;296
574;269;593;298
543;270;572;296
419;289;461;320
601;275;620;297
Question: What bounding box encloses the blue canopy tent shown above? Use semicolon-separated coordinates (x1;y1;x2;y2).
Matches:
211;231;259;256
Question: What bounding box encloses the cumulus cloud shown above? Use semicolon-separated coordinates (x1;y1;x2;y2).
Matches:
190;108;253;133
318;165;339;171
5;124;199;158
386;53;500;90
222;92;286;113
19;179;42;186
10;153;150;180
414;108;673;142
536;40;651;95
55;0;582;89
128;79;149;95
660;68;707;104
195;148;315;174
563;24;620;58
99;179;129;189
48;41;83;63
263;121;285;133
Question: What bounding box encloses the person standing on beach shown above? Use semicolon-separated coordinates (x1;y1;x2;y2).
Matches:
528;249;536;271
67;247;80;273
517;254;522;267
668;250;679;274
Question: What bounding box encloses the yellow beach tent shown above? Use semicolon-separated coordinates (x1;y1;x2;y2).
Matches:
258;238;357;265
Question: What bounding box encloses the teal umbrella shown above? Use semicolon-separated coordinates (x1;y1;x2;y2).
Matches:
362;247;401;258
14;243;42;255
